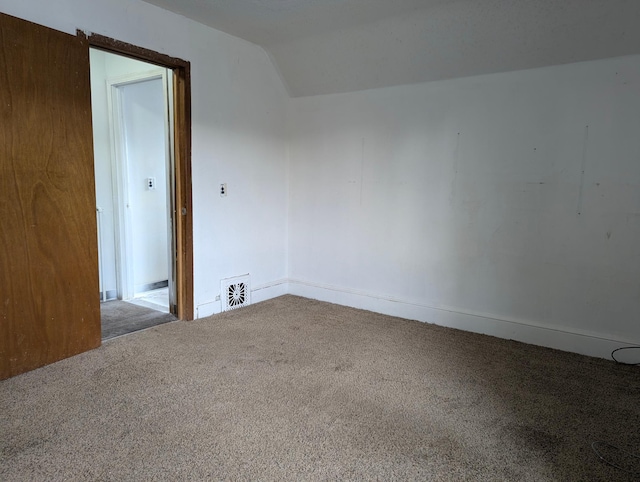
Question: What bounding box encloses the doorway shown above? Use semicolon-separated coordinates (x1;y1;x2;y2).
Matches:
116;74;175;313
91;49;176;339
0;15;193;378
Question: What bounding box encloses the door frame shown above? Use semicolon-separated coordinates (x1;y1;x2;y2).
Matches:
87;32;193;321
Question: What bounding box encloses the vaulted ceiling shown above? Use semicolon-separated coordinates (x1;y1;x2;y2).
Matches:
141;0;640;97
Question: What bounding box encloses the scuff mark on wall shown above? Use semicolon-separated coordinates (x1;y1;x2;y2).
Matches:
626;213;640;226
360;137;365;206
577;125;589;216
449;132;461;206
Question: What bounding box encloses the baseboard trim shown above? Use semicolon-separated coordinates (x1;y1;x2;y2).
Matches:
287;279;638;360
251;278;289;304
195;279;289;319
135;280;168;294
192;277;637;359
99;289;117;302
195;299;219;319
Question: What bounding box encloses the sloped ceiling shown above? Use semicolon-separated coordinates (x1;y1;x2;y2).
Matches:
141;0;640;97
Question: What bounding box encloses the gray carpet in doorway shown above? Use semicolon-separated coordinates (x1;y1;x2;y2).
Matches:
1;295;639;480
101;299;177;340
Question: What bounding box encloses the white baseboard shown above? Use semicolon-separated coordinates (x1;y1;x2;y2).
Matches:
195;299;219;319
287;279;638;360
194;276;637;359
195;278;289;320
251;278;289;304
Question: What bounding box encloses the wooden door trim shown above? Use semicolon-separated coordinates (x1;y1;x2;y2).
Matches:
86;32;194;321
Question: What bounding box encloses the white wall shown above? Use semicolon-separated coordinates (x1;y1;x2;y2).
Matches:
2;0;290;317
287;55;640;358
121;78;169;291
90;49;117;298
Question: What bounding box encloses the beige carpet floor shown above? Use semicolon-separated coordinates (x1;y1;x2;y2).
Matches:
1;295;639;481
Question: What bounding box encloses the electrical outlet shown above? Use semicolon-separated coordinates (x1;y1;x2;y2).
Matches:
220;183;227;197
215;294;220;301
147;177;156;190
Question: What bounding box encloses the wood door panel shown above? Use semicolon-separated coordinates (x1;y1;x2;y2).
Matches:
0;13;100;379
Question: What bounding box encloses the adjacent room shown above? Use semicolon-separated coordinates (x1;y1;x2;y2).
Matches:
1;0;639;479
90;48;179;339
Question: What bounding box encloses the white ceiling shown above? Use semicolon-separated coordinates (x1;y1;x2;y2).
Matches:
141;0;640;97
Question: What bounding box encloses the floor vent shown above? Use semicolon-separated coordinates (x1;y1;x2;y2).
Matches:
221;275;251;311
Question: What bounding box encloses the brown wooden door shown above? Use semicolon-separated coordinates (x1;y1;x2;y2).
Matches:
0;13;101;380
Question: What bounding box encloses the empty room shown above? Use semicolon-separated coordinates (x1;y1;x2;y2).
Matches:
1;0;639;480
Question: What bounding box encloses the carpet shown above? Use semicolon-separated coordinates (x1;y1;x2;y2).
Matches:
101;300;177;340
1;295;639;480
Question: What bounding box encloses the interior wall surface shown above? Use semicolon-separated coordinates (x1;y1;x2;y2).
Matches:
90;49;117;297
1;0;290;317
287;55;640;358
121;77;169;291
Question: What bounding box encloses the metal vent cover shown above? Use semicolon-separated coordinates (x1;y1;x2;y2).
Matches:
221;274;251;311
